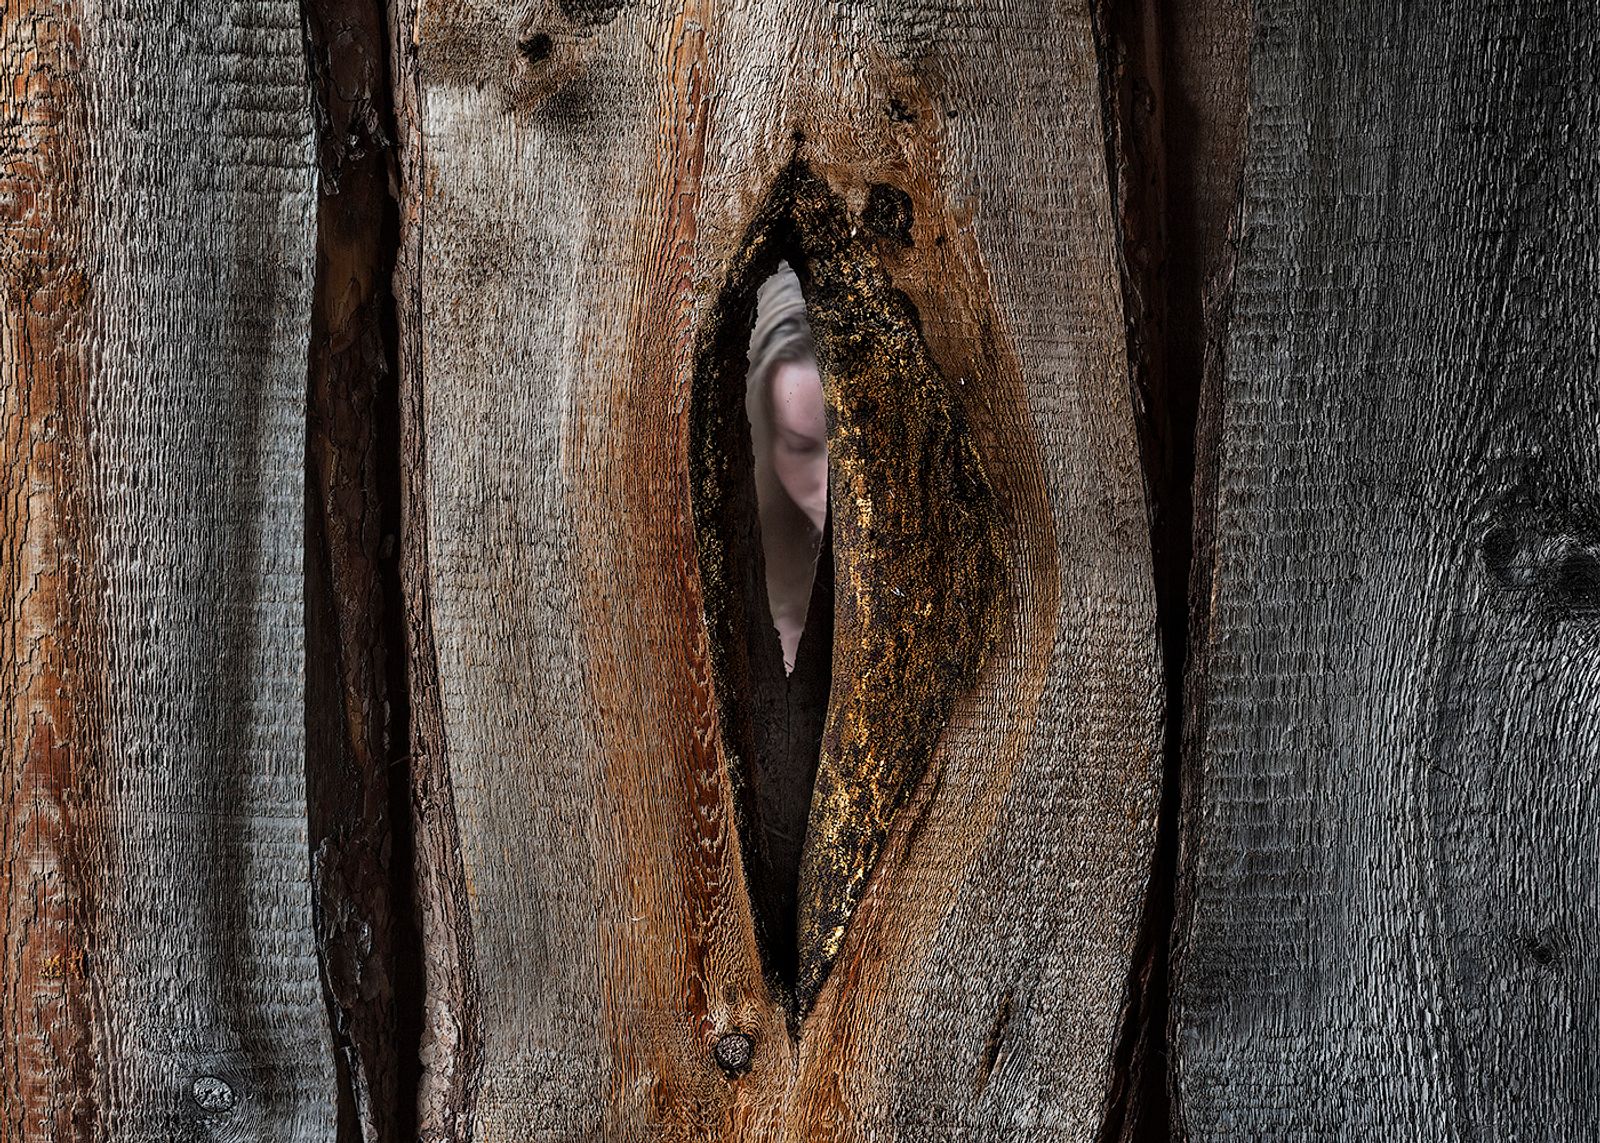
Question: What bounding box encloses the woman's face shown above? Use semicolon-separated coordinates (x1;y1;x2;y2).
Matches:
769;357;829;531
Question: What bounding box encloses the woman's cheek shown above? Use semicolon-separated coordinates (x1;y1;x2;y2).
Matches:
775;443;830;530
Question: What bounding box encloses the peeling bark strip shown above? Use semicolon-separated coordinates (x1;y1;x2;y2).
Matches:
0;5;99;1139
2;3;334;1141
398;0;1162;1138
1174;2;1600;1138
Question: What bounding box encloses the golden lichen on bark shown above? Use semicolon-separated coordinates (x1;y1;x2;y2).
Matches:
691;161;1007;1018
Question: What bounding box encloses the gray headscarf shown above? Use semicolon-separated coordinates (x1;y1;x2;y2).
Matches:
747;261;814;413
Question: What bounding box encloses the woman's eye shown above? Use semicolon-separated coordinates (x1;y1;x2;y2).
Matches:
779;431;826;455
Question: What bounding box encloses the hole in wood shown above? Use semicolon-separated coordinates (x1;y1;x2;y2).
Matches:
739;262;834;1005
691;162;1005;1019
692;259;834;1005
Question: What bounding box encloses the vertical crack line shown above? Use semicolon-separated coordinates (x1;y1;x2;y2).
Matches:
1091;0;1255;1136
1089;0;1185;1139
1165;4;1255;1128
381;1;485;1138
302;0;420;1138
973;987;1017;1096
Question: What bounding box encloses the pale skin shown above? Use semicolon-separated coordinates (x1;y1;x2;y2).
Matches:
767;357;829;669
769;358;829;532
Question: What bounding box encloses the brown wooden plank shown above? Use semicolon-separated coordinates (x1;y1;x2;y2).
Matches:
0;3;334;1139
1174;2;1600;1136
396;2;1163;1138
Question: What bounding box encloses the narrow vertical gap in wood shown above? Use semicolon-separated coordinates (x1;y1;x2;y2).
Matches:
1088;2;1177;1132
304;1;420;1138
720;265;837;1006
383;3;484;1137
1157;8;1253;1135
1090;0;1252;1137
689;209;813;1010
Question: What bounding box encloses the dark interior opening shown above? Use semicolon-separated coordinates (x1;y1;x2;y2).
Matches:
690;225;836;1010
739;265;834;998
692;163;1004;1017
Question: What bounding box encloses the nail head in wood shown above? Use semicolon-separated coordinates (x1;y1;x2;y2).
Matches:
712;1031;754;1075
190;1076;235;1114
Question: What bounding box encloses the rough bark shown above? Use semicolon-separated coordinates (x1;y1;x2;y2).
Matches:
0;3;333;1140
1174;2;1600;1137
393;1;1163;1139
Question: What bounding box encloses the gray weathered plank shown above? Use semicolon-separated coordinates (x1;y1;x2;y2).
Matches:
0;3;335;1139
1174;2;1600;1137
395;1;1163;1138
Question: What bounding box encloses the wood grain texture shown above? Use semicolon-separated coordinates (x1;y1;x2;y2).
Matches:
1174;2;1600;1137
395;1;1163;1138
1;3;334;1139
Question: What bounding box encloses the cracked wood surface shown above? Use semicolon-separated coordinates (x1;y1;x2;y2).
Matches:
394;1;1163;1138
1174;2;1600;1137
0;3;333;1140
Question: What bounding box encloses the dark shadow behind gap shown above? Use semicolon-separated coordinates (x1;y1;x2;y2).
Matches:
742;256;835;994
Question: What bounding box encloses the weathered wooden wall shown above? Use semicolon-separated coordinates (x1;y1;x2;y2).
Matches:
393;1;1163;1139
0;3;334;1140
7;1;1597;1139
1174;1;1600;1136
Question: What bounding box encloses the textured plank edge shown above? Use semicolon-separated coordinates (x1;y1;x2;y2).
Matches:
386;1;484;1137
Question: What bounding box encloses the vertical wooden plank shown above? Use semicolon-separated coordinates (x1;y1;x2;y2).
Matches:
397;1;1161;1139
1175;2;1600;1136
0;6;98;1137
0;3;335;1139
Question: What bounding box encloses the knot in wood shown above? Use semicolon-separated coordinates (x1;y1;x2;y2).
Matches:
517;33;553;62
